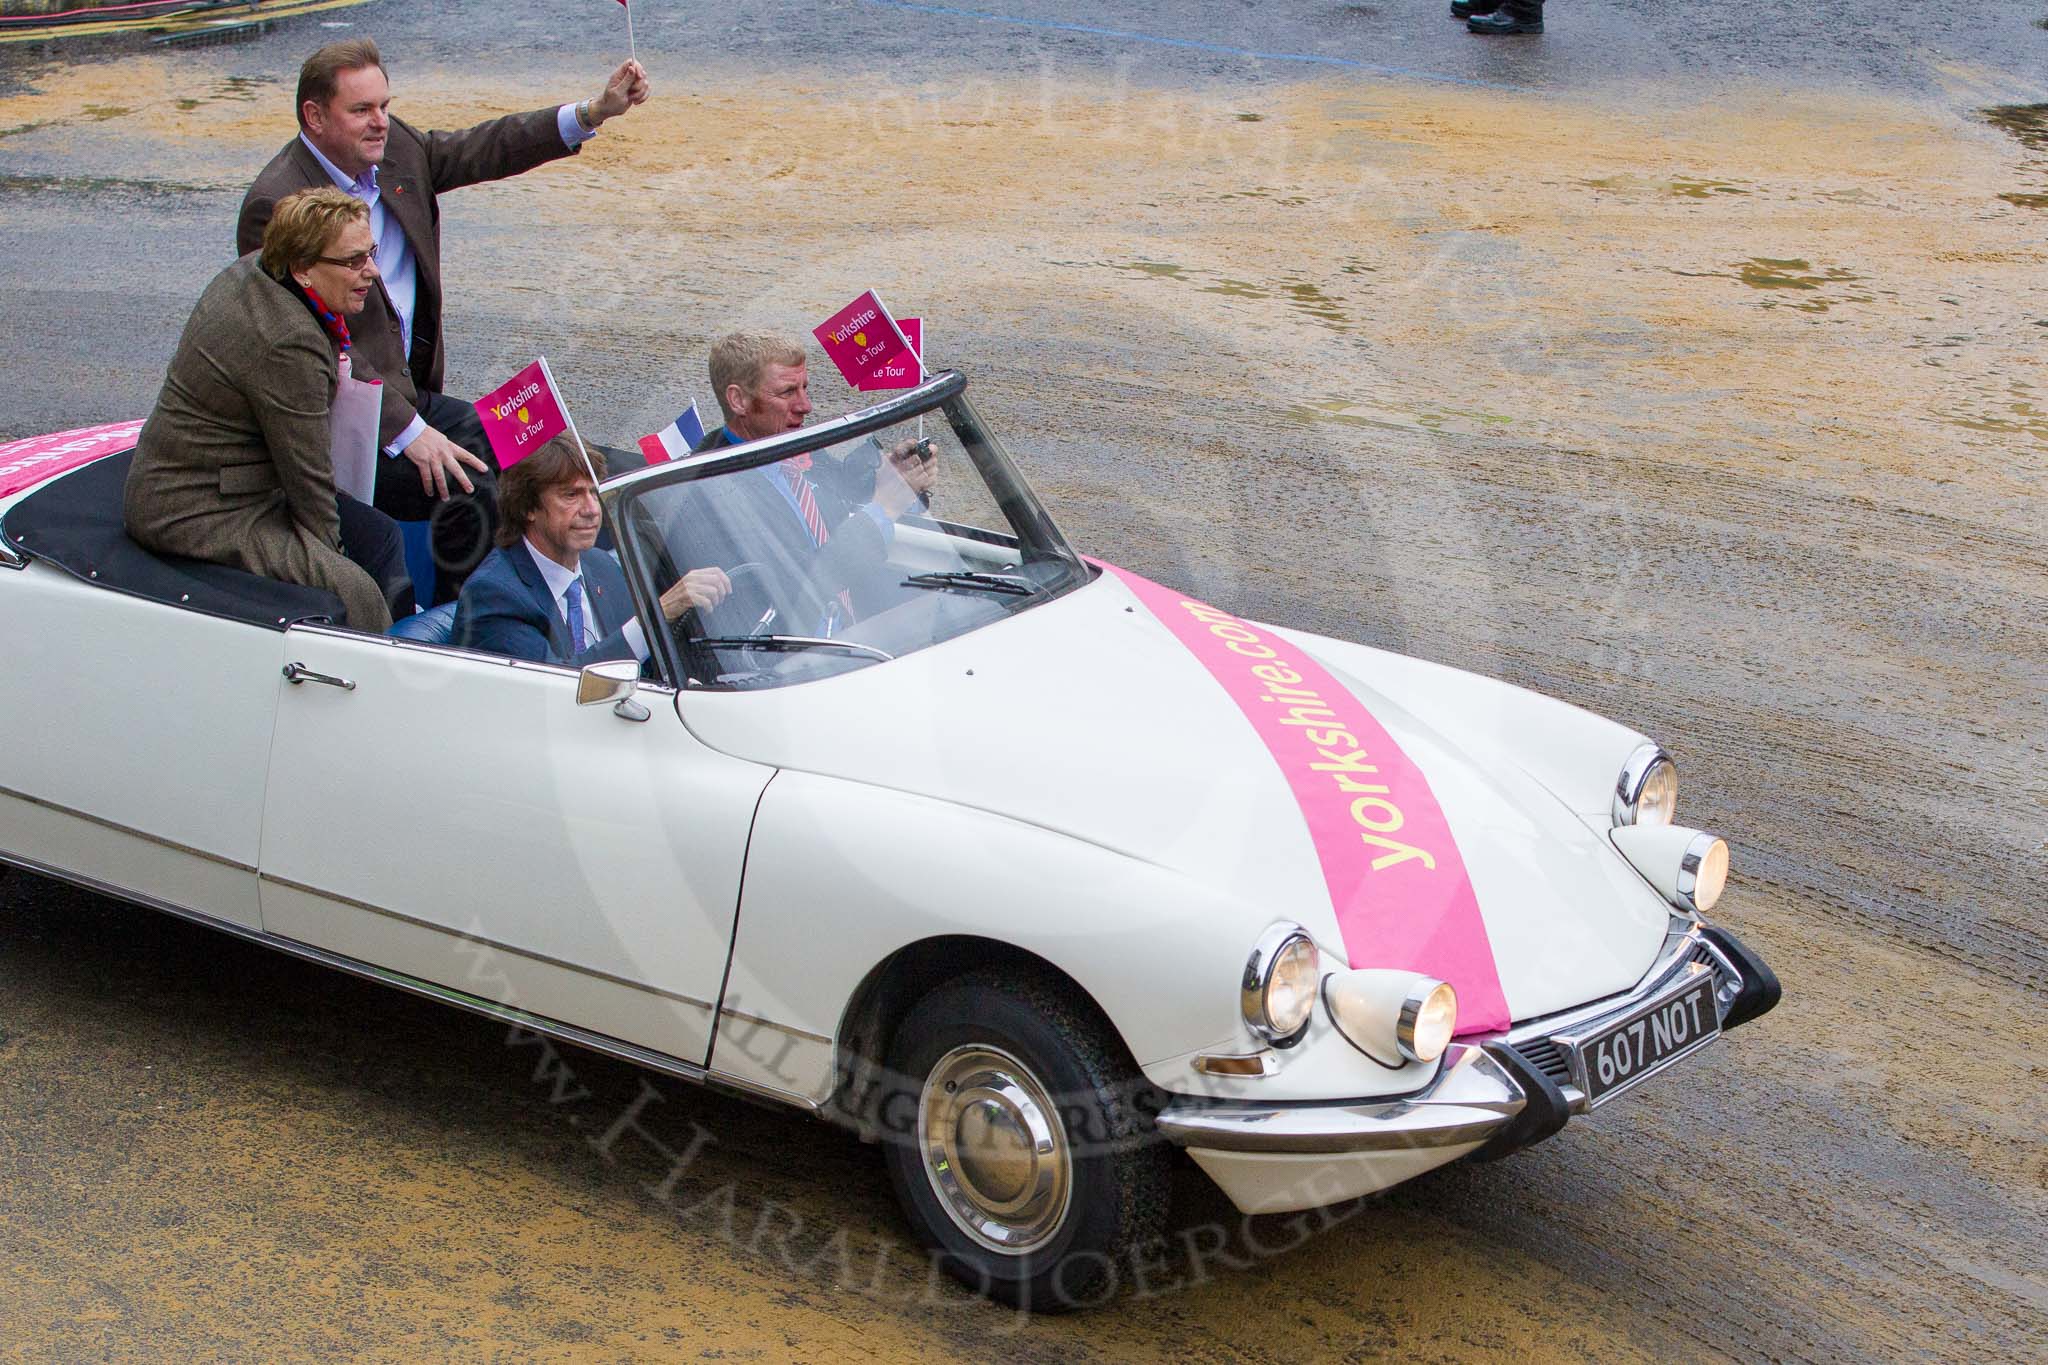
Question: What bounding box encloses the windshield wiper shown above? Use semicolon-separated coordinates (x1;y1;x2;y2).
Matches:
902;570;1035;597
695;636;896;661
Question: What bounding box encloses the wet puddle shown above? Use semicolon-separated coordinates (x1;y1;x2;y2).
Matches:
7;74;271;137
1945;403;2047;440
1083;257;1354;330
1938;381;2048;442
1980;104;2048;210
217;75;273;101
1670;177;1752;198
1981;104;2048;154
1670;257;1872;312
1728;257;1863;290
1584;174;1754;198
1218;186;1310;207
175;74;276;112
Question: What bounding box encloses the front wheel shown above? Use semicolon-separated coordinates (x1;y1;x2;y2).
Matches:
880;969;1170;1311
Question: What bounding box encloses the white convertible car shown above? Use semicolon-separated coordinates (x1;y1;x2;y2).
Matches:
0;373;1778;1310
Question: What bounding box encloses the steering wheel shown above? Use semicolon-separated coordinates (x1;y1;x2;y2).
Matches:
702;562;772;637
681;561;837;682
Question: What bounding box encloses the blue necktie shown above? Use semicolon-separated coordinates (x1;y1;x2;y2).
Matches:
565;578;587;655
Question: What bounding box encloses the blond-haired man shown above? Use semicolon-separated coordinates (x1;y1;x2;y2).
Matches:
663;333;937;635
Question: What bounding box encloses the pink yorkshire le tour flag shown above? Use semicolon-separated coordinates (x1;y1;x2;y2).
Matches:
857;317;922;392
813;290;916;390
474;359;568;468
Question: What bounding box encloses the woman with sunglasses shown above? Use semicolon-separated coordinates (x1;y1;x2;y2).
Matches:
124;186;411;629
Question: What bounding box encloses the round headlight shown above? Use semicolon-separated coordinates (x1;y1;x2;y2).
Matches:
1613;744;1678;827
1400;980;1459;1063
1679;832;1729;913
1321;969;1459;1067
1611;824;1732;917
1241;926;1320;1045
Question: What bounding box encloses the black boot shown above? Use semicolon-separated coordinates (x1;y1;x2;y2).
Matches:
1469;0;1542;32
1449;0;1501;16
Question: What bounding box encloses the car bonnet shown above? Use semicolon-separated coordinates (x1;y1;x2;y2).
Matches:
675;569;1672;1031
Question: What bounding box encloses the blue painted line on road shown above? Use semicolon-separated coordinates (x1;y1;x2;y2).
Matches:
857;0;1523;92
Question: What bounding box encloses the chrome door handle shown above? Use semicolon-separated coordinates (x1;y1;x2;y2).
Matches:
282;662;355;691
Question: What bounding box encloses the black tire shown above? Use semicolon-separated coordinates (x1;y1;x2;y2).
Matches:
879;967;1171;1311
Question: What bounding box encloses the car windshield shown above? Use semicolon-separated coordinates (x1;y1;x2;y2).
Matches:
607;373;1089;689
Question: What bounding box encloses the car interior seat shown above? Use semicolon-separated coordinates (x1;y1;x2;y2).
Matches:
388;601;457;643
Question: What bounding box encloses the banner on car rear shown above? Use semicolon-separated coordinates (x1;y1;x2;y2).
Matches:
1103;563;1511;1035
0;421;146;501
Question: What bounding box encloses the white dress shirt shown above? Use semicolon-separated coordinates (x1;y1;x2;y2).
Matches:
523;539;648;662
299;104;594;457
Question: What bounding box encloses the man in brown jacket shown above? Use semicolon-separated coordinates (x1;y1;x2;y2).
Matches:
237;38;648;601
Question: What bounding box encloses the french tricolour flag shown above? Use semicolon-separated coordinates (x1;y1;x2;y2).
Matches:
638;401;706;464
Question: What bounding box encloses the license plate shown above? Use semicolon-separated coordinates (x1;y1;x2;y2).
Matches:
1561;970;1720;1106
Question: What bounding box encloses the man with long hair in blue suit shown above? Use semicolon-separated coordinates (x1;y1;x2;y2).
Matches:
452;436;729;667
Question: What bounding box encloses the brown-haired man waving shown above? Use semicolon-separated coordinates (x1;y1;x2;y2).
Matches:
238;38;648;602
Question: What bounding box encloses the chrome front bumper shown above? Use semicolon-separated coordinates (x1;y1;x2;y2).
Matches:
1156;919;1775;1160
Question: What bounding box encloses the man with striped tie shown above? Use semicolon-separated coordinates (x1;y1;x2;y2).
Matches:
692;332;936;505
451;436;730;668
676;333;937;630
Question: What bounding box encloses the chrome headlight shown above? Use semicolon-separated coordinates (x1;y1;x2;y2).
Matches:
1613;743;1678;827
1321;969;1459;1067
1241;925;1319;1046
1678;831;1730;913
1612;824;1730;914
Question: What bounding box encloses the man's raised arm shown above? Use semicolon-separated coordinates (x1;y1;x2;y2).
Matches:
420;59;650;193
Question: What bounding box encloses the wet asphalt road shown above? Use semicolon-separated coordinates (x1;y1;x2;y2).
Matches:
2;1;2045;1361
8;0;2046;103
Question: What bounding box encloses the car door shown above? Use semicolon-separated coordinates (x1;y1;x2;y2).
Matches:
255;622;772;1066
0;565;278;932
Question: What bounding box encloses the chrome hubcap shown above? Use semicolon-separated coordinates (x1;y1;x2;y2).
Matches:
918;1045;1071;1254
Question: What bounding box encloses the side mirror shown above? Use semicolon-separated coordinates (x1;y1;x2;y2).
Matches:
576;659;648;721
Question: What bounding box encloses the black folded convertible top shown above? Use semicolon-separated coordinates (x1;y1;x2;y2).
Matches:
0;448;346;629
